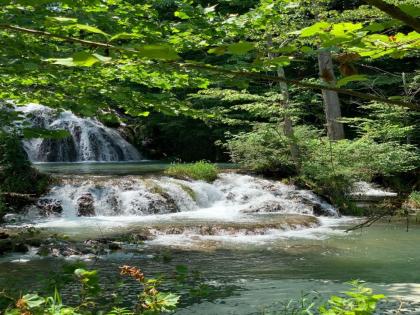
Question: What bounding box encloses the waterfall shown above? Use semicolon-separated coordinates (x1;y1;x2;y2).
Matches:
18;104;141;162
30;173;338;219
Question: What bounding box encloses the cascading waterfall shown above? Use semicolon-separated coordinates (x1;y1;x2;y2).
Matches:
32;173;337;219
18;104;141;162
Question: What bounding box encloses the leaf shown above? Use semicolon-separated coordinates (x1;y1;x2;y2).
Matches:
399;4;420;17
204;5;217;13
47;52;111;67
22;128;71;139
110;32;140;41
336;75;368;87
21;294;45;309
300;22;331;37
46;16;77;24
174;11;190;19
70;24;108;36
72;51;101;67
226;41;255;55
267;56;293;66
136;45;179;60
207;46;227;55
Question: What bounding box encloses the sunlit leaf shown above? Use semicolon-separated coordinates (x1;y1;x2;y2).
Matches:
136;45;179;60
226;41;255;55
336;75;368;87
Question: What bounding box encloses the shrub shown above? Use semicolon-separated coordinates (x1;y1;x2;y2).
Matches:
164;161;219;182
406;191;420;209
0;132;51;196
225;124;419;211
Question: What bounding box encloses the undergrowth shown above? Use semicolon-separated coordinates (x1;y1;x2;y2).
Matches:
164;161;219;182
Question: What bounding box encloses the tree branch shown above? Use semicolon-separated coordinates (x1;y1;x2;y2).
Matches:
363;0;420;33
0;23;419;110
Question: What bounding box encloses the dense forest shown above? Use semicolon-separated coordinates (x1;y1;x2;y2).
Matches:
0;0;419;314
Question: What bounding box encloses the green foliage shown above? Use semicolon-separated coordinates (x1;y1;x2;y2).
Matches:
319;281;386;315
164;161;219;182
3;266;180;315
407;191;420;209
225;123;299;175
0;132;50;197
225;123;418;210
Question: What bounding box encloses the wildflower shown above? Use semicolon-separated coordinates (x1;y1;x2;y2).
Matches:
119;265;145;282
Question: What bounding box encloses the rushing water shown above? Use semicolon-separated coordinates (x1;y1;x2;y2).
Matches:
1;163;419;314
18;104;141;162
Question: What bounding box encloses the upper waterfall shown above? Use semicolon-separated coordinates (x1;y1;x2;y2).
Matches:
18;104;142;162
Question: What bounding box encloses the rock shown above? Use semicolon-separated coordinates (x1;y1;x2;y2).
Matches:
77;193;95;216
108;242;122;251
241;201;286;214
36;198;63;216
0;239;13;255
2;213;21;223
13;243;29;253
0;232;9;239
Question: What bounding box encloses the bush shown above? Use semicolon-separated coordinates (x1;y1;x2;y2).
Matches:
224;123;298;176
164;161;219;182
406;191;420;209
225;124;419;211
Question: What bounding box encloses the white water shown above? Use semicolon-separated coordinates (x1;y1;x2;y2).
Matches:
18;104;141;162
14;173;343;245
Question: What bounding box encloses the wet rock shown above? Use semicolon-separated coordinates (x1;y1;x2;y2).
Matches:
241;201;286;214
0;239;13;255
36;198;63;216
108;242;122;251
77;193;95;216
13;243;29;253
2;213;22;223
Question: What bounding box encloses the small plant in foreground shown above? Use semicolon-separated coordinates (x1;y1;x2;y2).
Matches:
164;161;219;182
319;281;385;315
2;266;180;315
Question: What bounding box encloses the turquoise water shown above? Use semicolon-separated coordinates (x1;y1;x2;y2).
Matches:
1;163;419;313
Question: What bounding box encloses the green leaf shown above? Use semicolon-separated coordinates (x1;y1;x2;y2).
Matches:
21;294;45;309
22;128;71;139
399;4;420;17
110;32;141;41
47;52;111;67
336;75;368;87
300;22;331;37
267;56;293;66
226;42;255;55
136;45;180;60
174;11;190;19
70;24;108;36
72;51;101;67
207;46;227;55
46;16;77;24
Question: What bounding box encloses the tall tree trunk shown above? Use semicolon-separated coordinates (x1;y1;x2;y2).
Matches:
267;35;300;168
276;66;300;168
318;51;345;140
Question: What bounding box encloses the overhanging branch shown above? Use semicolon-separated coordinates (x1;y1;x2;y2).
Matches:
363;0;420;33
1;23;419;110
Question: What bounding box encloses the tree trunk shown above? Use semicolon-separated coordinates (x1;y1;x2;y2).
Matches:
267;35;300;168
318;51;345;140
276;67;300;167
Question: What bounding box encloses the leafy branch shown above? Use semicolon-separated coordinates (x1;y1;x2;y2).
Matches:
0;23;418;110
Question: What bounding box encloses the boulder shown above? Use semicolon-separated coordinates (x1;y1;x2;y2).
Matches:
77;193;95;216
241;201;286;214
36;198;63;216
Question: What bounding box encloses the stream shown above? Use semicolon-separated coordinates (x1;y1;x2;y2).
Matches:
1;162;420;314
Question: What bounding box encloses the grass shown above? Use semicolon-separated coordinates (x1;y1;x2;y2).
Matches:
407;191;420;209
164;161;219;182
